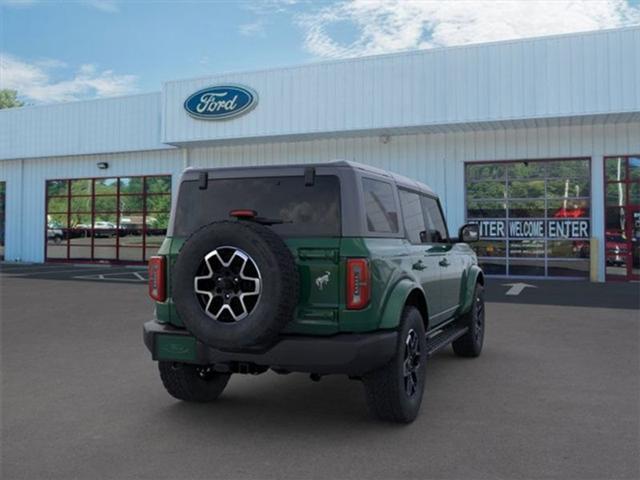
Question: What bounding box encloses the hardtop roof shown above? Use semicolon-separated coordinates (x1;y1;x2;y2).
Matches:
184;160;436;196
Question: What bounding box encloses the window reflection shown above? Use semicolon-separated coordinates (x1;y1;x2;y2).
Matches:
465;159;591;277
630;157;640;180
120;177;144;194
94;178;118;195
606;183;626;206
46;175;171;263
605;157;626;181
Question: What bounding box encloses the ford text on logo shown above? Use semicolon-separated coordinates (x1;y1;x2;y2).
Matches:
184;85;258;120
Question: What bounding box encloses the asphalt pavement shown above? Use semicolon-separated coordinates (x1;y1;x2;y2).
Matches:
1;270;639;479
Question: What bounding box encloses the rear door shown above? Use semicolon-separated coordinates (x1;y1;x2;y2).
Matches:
421;196;463;319
398;189;443;319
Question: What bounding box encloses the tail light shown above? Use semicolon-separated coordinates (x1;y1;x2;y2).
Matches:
148;255;166;302
346;258;370;310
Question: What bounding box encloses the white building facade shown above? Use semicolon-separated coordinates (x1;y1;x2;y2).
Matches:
1;27;639;281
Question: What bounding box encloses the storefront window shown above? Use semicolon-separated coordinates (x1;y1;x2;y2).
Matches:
46;175;171;263
604;156;640;280
465;158;591;277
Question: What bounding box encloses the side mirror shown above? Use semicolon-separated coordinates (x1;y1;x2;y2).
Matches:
459;223;479;243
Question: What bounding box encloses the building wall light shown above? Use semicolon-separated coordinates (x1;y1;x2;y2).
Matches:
97;162;109;170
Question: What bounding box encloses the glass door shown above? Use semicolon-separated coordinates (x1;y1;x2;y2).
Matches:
604;156;640;281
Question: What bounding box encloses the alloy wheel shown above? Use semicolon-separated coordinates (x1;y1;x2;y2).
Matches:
403;329;422;397
194;246;262;322
474;292;485;343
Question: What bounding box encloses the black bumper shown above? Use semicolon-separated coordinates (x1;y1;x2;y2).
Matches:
143;320;397;376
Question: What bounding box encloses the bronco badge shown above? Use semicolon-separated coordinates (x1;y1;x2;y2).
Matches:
315;271;331;291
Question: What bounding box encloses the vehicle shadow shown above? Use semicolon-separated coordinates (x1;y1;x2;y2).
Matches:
147;353;461;433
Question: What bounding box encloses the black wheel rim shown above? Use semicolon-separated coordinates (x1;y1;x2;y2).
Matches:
474;291;485;343
195;365;216;380
403;329;421;397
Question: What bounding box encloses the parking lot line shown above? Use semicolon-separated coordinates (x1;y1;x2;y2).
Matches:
0;265;67;273
72;271;148;282
0;267;115;276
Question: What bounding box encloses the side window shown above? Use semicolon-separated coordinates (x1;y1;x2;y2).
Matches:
399;189;427;244
421;196;449;243
362;178;399;234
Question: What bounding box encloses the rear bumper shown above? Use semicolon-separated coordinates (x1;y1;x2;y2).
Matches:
143;320;397;376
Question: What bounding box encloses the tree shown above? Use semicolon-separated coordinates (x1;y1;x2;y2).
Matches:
0;89;24;109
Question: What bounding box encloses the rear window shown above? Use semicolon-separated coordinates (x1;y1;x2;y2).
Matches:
173;175;341;237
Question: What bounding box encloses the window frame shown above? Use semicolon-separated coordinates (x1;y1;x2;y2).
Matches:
398;187;428;245
420;193;450;243
603;155;640;281
44;174;171;264
464;157;592;278
360;176;403;237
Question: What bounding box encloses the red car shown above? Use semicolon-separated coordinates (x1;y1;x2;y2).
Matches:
605;230;628;266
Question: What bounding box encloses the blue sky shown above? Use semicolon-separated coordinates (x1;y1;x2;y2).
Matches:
2;0;639;104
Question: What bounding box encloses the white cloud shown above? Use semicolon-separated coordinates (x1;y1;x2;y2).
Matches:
239;19;266;36
0;52;138;103
299;0;640;58
245;0;300;15
34;58;68;69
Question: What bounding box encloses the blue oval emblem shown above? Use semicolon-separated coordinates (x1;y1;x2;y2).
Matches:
184;85;258;120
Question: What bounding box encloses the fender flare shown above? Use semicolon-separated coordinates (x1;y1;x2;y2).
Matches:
458;265;484;315
378;278;428;330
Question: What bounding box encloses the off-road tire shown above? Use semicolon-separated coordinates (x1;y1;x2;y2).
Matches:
159;362;231;402
452;283;485;358
172;220;299;350
363;306;427;423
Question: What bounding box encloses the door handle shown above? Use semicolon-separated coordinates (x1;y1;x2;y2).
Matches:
412;260;426;271
439;258;450;267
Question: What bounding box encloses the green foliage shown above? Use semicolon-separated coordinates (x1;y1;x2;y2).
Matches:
0;90;24;109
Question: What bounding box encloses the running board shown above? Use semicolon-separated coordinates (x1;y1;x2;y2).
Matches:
425;325;468;357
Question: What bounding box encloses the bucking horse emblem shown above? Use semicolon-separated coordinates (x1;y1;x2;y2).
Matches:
315;271;331;291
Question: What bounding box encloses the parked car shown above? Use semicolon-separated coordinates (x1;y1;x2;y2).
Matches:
93;221;117;238
606;230;628;266
47;223;63;244
144;161;484;423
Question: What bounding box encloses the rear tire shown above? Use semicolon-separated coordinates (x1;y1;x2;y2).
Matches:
452;283;485;358
363;306;427;423
158;362;231;402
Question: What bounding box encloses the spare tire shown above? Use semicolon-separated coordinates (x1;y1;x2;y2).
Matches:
172;220;299;350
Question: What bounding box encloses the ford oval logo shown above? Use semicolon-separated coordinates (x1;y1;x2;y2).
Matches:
184;85;258;120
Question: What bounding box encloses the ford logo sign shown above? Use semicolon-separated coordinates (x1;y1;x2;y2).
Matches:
184;85;258;120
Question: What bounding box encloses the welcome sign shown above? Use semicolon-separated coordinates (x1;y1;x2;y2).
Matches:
184;85;258;120
476;219;590;239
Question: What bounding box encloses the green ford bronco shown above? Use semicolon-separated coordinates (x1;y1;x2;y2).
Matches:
144;161;484;423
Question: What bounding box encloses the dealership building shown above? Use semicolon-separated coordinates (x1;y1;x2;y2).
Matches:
1;26;639;281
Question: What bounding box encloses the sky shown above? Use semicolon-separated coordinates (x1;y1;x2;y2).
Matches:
1;0;639;105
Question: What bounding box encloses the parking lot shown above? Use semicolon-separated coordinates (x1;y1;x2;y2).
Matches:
1;263;639;479
0;262;148;284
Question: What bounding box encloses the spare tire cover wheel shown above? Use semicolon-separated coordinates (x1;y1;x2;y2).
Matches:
172;221;299;350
